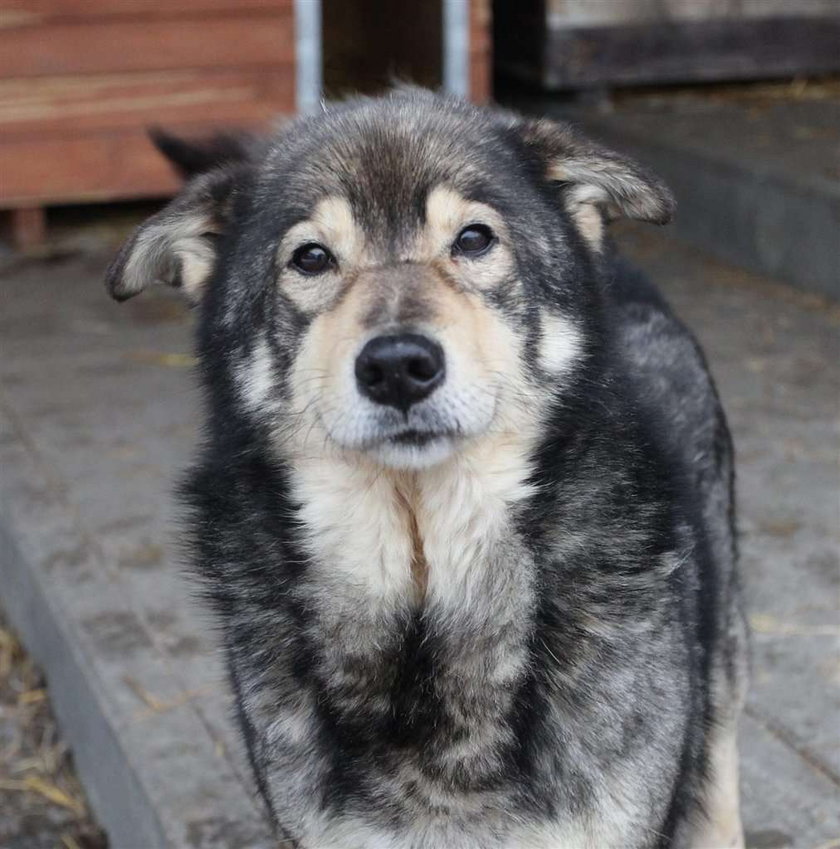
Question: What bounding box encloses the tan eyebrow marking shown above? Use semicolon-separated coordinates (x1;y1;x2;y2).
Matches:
278;195;367;268
417;185;514;290
422;186;508;256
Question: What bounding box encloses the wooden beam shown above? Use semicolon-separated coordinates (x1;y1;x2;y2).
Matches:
6;207;47;250
0;70;293;141
469;0;492;103
0;13;294;79
497;14;840;89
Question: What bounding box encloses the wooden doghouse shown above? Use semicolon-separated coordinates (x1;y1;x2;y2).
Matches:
495;0;840;91
0;0;491;247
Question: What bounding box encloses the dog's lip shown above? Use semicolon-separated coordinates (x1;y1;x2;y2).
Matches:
314;409;455;452
362;425;458;451
386;429;449;447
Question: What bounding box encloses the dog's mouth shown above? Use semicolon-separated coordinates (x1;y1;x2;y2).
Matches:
386;428;449;448
322;416;464;469
315;409;459;456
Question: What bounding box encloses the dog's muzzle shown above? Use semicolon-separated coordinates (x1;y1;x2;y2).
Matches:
354;333;445;413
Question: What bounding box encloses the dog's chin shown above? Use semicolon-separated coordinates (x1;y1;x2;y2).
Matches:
367;431;458;470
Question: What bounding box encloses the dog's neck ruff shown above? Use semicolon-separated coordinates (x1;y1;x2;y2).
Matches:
290;429;537;611
280;431;541;807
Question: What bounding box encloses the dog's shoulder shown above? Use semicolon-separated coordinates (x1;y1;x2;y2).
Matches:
602;252;729;468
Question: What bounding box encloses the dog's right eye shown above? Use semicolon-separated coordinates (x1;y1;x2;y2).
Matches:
453;224;495;258
291;243;334;275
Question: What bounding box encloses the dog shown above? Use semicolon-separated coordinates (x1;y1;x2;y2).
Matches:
106;89;748;849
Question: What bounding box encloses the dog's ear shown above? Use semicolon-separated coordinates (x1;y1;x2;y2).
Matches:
150;127;260;179
105;163;245;304
517;118;675;246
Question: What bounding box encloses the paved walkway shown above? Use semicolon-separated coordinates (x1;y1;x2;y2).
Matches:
0;221;838;848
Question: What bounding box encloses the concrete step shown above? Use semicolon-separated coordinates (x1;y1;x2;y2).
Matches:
1;225;838;848
0;255;276;849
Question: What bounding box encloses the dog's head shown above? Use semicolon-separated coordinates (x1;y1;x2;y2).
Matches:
107;90;672;470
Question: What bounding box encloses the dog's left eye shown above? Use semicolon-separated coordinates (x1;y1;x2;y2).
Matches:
453;224;495;258
291;243;335;275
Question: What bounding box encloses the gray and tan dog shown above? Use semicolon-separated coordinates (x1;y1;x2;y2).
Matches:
107;89;748;849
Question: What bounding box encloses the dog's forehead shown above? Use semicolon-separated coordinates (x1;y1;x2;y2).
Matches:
263;100;506;238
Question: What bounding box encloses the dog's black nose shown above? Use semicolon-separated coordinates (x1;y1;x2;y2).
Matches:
355;334;445;411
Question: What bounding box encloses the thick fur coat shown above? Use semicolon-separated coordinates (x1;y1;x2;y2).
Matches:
107;90;748;849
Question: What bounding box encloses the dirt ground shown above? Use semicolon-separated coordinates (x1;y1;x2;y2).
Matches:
0;612;107;849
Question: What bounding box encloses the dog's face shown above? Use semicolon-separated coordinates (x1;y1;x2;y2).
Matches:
108;91;672;470
278;184;527;468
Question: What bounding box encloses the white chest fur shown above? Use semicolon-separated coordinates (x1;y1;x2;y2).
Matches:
290;429;537;619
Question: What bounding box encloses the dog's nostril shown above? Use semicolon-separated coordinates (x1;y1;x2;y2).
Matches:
355;333;445;412
357;361;385;388
406;356;437;382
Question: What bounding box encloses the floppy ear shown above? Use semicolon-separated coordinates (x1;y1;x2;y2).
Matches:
105;164;244;303
518;118;675;247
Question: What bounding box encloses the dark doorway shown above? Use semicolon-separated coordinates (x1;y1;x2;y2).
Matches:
322;0;443;97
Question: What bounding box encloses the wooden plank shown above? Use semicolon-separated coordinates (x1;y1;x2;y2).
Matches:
0;120;278;206
469;0;492;103
542;0;839;27
737;0;839;17
0;69;293;139
0;13;294;78
4;206;46;248
469;53;490;105
0;131;182;205
470;0;491;55
533;15;840;88
545;0;654;29
0;1;288;27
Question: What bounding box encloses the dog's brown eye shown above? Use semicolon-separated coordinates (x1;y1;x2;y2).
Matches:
291;243;334;275
453;224;494;257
